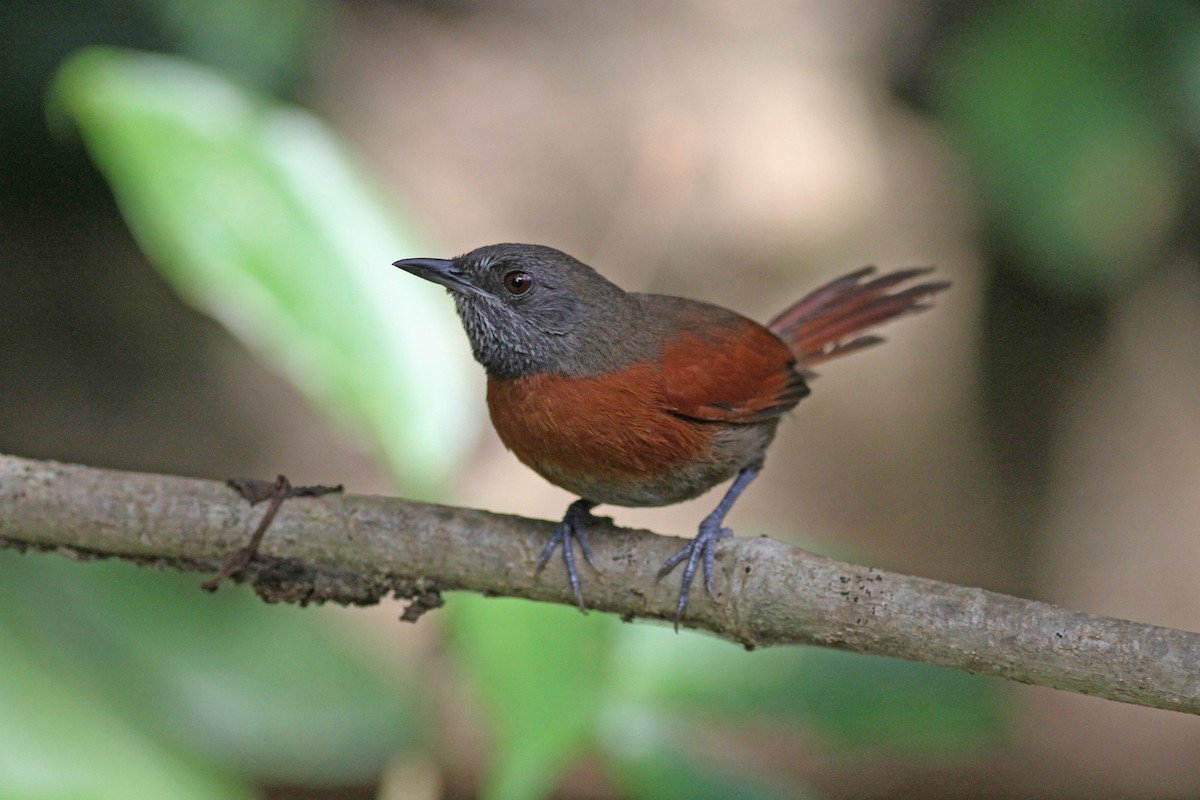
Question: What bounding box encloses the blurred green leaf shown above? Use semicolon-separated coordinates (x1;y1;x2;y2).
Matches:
933;2;1183;293
0;550;420;784
51;46;481;495
613;625;999;755
445;594;619;800
0;567;253;800
600;706;819;800
142;0;325;93
1166;4;1200;147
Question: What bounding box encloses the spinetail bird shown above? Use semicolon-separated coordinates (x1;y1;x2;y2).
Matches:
394;244;949;627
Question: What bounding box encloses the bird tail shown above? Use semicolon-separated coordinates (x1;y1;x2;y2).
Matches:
767;266;950;372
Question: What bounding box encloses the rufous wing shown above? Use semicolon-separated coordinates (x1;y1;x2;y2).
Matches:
658;319;809;425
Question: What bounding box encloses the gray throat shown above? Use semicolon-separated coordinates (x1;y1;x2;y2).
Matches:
453;290;657;379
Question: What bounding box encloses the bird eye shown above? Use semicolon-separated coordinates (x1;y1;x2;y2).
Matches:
503;270;533;295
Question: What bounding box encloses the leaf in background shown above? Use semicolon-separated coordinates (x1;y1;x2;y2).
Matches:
143;0;326;94
445;594;619;800
932;2;1183;293
0;550;422;784
51;46;481;495
612;625;999;756
0;569;254;800
599;705;820;800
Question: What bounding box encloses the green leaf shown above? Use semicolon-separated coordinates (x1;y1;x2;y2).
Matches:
144;0;327;93
932;2;1182;293
612;625;1000;755
0;569;253;800
51;46;481;494
0;550;421;784
600;706;819;800
444;594;619;800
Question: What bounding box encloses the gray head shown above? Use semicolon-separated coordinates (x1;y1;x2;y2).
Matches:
393;243;647;378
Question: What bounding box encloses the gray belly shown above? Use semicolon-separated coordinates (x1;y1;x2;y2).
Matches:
539;419;780;507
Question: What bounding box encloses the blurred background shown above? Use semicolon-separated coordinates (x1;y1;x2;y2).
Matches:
3;1;1200;798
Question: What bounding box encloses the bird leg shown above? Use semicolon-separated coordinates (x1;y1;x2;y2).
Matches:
536;498;599;612
658;466;760;629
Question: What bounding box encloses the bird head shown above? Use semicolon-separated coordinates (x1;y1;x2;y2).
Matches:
394;243;642;378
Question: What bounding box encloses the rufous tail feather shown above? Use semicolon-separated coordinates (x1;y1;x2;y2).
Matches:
767;266;949;373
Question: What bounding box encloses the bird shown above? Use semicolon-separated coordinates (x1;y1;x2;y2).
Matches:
393;244;949;627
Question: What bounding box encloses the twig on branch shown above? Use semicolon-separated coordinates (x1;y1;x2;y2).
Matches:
1;452;1197;714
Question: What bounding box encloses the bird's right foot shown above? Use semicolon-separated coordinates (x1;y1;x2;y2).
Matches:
657;519;733;631
536;498;599;612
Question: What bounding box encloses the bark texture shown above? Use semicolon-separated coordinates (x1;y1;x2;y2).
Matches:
1;452;1196;714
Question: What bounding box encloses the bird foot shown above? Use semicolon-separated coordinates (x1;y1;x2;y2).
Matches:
535;499;599;612
657;521;733;630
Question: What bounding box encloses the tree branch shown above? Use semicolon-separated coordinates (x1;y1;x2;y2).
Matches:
1;452;1196;714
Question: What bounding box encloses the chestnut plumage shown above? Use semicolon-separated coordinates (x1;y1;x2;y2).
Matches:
394;244;948;626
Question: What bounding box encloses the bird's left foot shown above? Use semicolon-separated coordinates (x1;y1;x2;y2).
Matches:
657;520;733;630
536;498;599;612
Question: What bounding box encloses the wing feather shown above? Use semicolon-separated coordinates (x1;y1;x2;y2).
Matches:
657;316;808;424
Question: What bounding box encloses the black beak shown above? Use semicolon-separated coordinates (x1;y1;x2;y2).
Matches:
393;257;486;297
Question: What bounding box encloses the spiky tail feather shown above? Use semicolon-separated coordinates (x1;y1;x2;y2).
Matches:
767;266;949;372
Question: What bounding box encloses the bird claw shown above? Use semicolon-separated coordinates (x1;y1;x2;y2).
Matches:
536;499;598;612
658;522;733;630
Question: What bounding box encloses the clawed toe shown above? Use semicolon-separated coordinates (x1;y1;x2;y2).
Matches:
658;523;732;630
536;499;599;612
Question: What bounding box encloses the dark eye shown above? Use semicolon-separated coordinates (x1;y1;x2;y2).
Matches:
503;270;533;295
